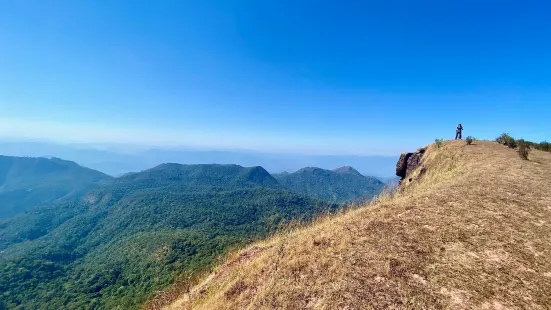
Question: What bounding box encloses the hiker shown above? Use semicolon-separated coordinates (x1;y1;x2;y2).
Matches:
455;124;463;140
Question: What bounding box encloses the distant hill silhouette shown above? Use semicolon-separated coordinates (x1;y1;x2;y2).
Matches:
332;165;363;176
117;163;281;191
0;155;112;219
0;141;398;177
273;166;385;203
0;163;338;310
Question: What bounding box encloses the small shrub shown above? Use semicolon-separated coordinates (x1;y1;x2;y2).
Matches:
495;135;550;153
435;138;443;149
465;136;474;145
496;133;511;145
517;139;531;160
507;138;517;149
496;133;517;148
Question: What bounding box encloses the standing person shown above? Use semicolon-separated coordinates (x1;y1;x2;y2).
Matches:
455;124;463;140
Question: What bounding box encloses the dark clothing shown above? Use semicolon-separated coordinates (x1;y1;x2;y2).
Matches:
455;125;463;139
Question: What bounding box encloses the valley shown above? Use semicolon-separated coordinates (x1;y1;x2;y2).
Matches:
0;157;382;309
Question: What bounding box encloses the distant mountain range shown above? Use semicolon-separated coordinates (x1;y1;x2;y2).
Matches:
0;155;111;219
0;140;398;177
0;158;344;309
0;153;390;309
274;166;385;203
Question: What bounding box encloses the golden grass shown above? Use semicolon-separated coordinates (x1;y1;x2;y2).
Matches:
154;140;551;310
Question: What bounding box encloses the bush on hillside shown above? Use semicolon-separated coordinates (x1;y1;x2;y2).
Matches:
496;134;550;153
466;136;475;145
517;140;550;153
435;138;443;149
495;133;508;144
536;141;551;152
517;139;531;160
496;133;517;148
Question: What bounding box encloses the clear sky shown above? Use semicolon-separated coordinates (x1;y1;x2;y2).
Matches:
1;0;550;155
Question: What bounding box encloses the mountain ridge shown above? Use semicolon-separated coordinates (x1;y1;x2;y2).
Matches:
0;155;112;219
116;163;281;191
274;165;385;203
0;162;340;310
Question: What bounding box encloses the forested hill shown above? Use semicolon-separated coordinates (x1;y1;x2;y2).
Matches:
116;163;281;191
0;163;339;310
0;155;112;219
273;166;385;203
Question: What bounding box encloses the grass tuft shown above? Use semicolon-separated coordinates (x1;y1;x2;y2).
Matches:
435;138;444;149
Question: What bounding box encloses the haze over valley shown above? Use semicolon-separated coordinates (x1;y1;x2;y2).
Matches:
0;140;398;178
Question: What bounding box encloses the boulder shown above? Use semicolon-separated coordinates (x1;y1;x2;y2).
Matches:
406;148;425;177
395;148;426;182
396;152;413;178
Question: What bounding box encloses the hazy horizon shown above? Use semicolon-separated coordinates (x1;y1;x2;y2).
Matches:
0;134;402;157
0;117;422;156
0;139;399;177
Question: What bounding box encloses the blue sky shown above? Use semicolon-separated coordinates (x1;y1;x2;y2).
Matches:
1;0;550;155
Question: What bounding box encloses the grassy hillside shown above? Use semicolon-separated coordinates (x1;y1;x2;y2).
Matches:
160;140;551;310
0;164;338;310
0;155;112;219
273;166;385;203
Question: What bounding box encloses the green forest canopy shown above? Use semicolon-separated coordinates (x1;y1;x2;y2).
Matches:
0;163;341;309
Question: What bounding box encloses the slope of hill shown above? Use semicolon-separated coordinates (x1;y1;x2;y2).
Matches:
273;166;385;202
0;155;112;219
0;164;338;310
160;140;551;310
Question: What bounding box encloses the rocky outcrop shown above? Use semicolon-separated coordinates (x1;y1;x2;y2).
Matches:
396;152;413;179
406;148;425;177
395;148;426;183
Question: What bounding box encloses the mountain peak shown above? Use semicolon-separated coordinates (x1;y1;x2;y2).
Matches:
296;167;325;174
119;163;280;190
274;165;384;203
332;166;362;176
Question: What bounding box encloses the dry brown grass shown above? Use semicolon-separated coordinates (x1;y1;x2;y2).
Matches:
154;140;551;310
